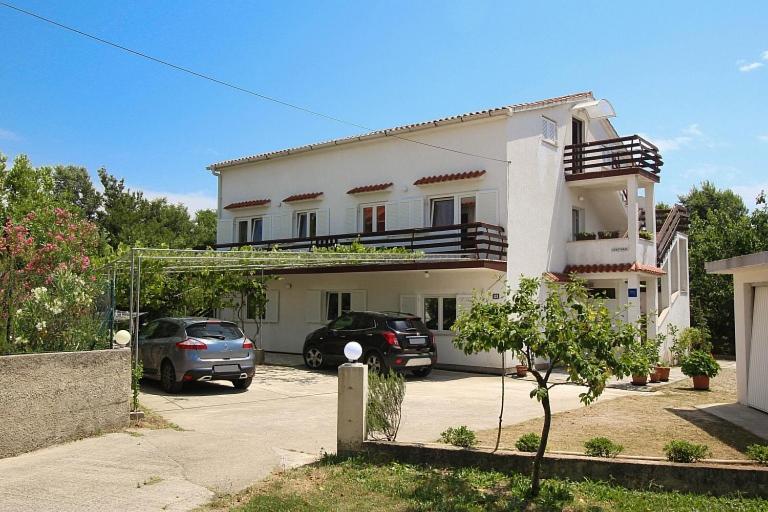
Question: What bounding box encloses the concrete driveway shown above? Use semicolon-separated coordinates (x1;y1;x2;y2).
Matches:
0;360;645;512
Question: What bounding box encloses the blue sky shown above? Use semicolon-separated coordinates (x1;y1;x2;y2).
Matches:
1;1;767;212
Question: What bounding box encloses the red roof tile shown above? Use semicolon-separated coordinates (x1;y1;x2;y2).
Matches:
562;262;666;276
283;192;323;203
347;182;394;195
223;199;271;210
413;170;486;186
543;272;571;282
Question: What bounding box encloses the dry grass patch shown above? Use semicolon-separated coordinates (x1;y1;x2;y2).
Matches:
129;405;184;431
476;368;761;459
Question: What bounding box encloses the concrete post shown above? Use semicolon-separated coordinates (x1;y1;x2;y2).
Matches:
646;276;659;341
337;362;367;454
626;176;639;263
627;274;642;327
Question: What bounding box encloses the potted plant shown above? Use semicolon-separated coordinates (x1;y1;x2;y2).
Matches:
681;350;721;390
574;232;596;241
623;345;652;386
655;357;671;382
598;230;620;239
638;230;653;241
515;364;528;377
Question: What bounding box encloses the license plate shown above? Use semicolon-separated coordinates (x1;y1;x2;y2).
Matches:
214;364;240;373
405;358;431;367
407;336;427;346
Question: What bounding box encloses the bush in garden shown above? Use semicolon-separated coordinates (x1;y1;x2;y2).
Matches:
366;370;405;441
515;432;541;453
664;440;711;463
746;444;768;465
681;351;721;378
672;327;713;362
584;437;624;458
439;426;478;448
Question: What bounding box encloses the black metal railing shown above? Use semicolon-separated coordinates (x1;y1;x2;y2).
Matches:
215;222;507;261
564;135;663;176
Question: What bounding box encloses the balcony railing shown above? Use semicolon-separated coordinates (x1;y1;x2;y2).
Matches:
566;236;656;267
564;135;663;176
216;222;507;261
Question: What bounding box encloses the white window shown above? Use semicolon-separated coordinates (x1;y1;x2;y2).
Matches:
236;220;249;243
423;296;457;331
361;204;386;233
250;218;264;242
236;217;264;243
296;211;317;238
542;116;558;145
430;197;455;227
325;291;351;321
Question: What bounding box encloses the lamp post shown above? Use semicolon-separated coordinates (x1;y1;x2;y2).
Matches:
337;342;367;454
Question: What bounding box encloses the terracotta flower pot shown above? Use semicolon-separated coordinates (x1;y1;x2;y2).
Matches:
631;374;648;386
649;370;660;383
655;366;671;382
692;375;710;390
515;365;528;377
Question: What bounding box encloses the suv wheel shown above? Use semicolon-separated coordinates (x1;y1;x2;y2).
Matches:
412;366;432;378
364;351;387;374
304;346;324;369
160;360;183;393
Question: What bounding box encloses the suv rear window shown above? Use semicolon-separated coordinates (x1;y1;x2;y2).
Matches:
387;318;428;331
186;322;243;340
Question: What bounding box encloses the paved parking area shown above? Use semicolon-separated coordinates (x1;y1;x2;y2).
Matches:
0;361;645;511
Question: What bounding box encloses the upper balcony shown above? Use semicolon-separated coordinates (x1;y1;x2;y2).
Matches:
566;235;656;268
214;222;507;273
564;135;663;187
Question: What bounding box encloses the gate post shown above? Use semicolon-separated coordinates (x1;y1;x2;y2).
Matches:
337;362;367;454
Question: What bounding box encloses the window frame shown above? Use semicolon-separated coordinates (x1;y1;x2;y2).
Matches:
541;116;558;146
422;295;458;332
295;210;318;238
324;291;352;322
360;203;387;233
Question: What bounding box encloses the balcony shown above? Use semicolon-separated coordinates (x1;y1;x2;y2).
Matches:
566;236;655;267
215;222;507;271
564;135;663;184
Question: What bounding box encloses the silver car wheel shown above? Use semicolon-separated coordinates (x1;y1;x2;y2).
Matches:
366;353;382;373
305;347;323;368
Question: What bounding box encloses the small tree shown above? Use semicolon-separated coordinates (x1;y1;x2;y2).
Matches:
453;276;639;496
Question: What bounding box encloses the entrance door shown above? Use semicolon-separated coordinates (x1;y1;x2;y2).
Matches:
748;286;768;412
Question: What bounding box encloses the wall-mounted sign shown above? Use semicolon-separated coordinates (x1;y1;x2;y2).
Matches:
628;288;639;298
492;293;500;300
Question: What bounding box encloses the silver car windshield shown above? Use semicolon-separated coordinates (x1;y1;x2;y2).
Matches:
186;322;242;340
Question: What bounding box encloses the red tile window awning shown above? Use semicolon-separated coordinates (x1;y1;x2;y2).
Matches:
223;199;271;210
283;192;324;203
347;182;394;195
562;262;666;276
413;169;486;186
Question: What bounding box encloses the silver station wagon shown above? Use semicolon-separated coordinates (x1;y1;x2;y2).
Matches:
138;317;256;393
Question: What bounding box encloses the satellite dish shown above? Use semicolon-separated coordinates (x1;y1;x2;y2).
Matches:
113;330;131;347
343;341;363;363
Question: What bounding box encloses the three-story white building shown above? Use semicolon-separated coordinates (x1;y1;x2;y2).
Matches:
209;91;690;372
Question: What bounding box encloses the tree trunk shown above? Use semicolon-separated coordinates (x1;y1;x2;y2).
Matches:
530;386;551;497
494;352;506;452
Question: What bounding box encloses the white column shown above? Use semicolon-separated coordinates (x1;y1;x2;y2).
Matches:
645;184;656;256
627;274;642;327
646;277;659;341
627;176;639;263
337;362;368;454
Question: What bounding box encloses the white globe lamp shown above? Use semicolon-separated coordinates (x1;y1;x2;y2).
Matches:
343;341;363;363
113;329;131;347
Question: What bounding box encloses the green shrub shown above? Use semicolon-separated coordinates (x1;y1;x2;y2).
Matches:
366;370;405;441
681;351;721;378
639;230;653;240
747;444;768;465
672;327;712;361
664;440;711;463
536;479;574;511
574;232;596;241
439;426;478;448
584;437;624;458
131;361;143;412
515;432;541;452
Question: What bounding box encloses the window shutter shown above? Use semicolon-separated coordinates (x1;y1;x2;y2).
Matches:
316;208;330;236
410;198;424;228
261;215;273;241
350;290;367;312
345;207;358;233
272;213;291;239
264;290;279;323
475;190;499;225
217;219;234;244
399;295;418;315
384;203;396;231
304;290;322;323
396;201;411;229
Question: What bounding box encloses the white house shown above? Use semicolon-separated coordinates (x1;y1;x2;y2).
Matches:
706;252;768;413
208;91;690;372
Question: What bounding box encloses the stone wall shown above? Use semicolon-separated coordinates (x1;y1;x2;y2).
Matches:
0;349;131;459
364;441;768;498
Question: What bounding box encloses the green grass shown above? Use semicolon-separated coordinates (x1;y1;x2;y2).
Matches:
204;454;768;512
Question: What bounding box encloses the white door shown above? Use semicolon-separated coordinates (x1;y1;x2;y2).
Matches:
748;286;768;412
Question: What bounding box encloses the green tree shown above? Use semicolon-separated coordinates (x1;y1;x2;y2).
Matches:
50;165;102;220
190;209;217;248
453;277;638;497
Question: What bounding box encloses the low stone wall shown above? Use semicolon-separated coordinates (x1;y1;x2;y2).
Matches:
364;441;768;498
0;349;131;459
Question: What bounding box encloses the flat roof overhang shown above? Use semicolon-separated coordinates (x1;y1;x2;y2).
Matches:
706;251;768;275
265;259;507;275
565;168;660;189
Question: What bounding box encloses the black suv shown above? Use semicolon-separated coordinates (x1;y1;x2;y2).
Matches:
302;311;436;377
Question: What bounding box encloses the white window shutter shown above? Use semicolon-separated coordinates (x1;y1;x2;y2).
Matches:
304;290;322;323
350;290;367;312
475;190;498;225
399;295;418;315
264;290;279;323
345;207;358;233
384;203;396;231
262;216;273;241
410;198;424;228
316;208;330;236
396;201;411;229
272;213;291;239
217;219;234;244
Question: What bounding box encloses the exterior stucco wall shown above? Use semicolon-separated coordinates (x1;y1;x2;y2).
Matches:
731;266;768;405
0;349;131;459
